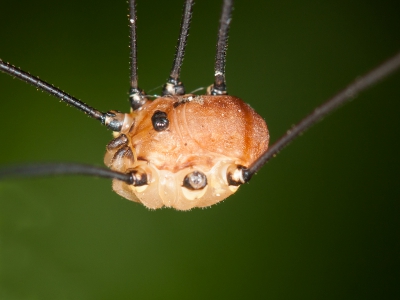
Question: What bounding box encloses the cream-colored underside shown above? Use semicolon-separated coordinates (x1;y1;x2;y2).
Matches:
111;160;239;211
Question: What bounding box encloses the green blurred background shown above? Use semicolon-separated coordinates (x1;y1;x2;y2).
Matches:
0;0;399;299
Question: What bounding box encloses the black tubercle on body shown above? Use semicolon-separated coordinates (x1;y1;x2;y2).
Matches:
183;171;207;190
151;111;169;131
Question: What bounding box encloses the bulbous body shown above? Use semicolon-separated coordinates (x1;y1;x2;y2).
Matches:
104;94;269;210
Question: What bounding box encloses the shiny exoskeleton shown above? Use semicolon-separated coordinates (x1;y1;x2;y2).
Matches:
105;94;269;210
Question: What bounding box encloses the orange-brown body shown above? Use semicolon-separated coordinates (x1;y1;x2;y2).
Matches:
104;95;269;210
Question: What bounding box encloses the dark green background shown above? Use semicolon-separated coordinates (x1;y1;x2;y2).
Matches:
1;0;399;299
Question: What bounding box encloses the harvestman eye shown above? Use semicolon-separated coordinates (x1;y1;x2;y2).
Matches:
151;111;169;131
0;0;399;210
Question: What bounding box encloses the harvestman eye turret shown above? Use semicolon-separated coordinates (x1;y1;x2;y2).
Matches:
0;0;399;210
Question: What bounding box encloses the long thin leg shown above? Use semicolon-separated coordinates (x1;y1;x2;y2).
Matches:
0;59;124;131
209;0;233;95
0;163;133;183
241;51;400;182
128;0;146;110
162;0;194;96
0;162;152;186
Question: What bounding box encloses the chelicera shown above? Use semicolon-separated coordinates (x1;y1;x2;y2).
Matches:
0;0;399;210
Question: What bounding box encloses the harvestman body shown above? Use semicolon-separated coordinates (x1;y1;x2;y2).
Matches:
105;94;268;210
0;0;399;210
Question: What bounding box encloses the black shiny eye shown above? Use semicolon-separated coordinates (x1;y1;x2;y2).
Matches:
151;110;169;131
183;171;207;190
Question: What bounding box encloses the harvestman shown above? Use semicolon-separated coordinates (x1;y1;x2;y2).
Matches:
0;0;399;210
